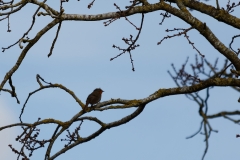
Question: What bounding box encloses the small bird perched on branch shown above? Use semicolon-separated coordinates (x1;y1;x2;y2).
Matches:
85;88;104;110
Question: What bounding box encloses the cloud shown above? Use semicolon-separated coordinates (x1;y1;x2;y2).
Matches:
0;100;20;160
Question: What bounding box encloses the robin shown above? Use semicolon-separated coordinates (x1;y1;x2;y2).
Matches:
85;88;104;109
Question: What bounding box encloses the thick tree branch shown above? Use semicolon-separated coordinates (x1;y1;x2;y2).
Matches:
178;0;240;29
59;2;240;70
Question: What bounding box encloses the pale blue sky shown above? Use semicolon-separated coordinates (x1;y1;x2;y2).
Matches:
1;0;240;159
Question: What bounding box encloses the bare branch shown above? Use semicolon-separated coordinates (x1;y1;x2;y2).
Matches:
49;104;146;160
